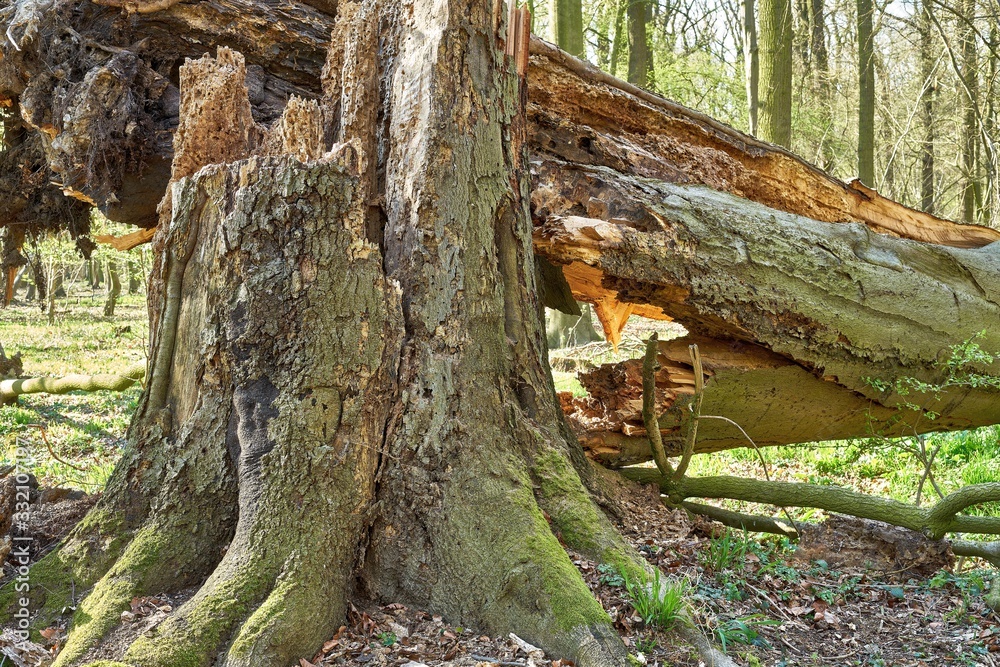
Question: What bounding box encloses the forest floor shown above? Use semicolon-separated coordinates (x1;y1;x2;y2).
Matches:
1;297;999;666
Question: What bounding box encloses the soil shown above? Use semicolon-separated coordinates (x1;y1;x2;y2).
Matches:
1;476;998;667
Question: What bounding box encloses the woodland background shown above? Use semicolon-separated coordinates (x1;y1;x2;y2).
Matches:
536;0;999;228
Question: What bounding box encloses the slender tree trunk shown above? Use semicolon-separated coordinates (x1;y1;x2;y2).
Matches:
744;0;759;135
857;0;875;185
809;0;832;169
609;0;627;78
103;261;121;317
986;20;998;224
551;0;585;58
627;0;650;87
919;0;936;213
960;0;980;223
127;258;142;293
758;0;793;147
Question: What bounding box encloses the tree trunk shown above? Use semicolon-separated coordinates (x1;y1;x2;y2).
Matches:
546;305;603;349
758;0;792;147
960;0;980;224
809;0;833;169
103;261;121;317
550;0;585;58
532;168;1000;465
127;258;142;294
856;0;875;185
744;0;759;136
627;0;650;87
0;7;644;667
919;0;936;214
609;0;627;78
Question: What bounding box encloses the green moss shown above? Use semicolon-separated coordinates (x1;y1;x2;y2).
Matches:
531;450;649;584
533;449;604;553
502;467;610;635
522;502;612;633
0;507;130;640
125;557;276;667
224;564;336;666
53;522;172;667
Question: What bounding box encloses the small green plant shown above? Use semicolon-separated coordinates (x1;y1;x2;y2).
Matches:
700;529;752;572
620;566;690;631
377;631;397;647
597;562;625;587
713;615;780;653
635;637;657;653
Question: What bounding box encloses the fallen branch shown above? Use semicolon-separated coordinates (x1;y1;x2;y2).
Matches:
680;501;798;539
641;333;673;478
0;363;145;402
620;469;1000;540
950;539;1000;568
682;500;1000;568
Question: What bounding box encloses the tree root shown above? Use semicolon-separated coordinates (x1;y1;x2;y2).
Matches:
622;469;1000;540
0;364;145;403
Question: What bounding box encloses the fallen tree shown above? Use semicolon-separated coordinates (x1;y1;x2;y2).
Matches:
525;43;1000;462
2;2;1000;664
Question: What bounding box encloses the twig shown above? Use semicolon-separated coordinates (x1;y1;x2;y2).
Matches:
642;333;674;478
672;343;702;481
27;423;86;471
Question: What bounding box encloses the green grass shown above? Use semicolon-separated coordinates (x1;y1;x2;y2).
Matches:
1;289;147;490
620;566;689;631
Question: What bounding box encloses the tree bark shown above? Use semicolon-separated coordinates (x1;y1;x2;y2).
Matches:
744;0;759;136
626;0;650;88
919;0;936;214
758;0;793;147
0;6;644;667
856;0;875;186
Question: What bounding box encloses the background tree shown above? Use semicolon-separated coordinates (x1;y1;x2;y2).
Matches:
759;0;793;147
856;0;875;185
628;0;652;85
919;0;937;213
744;0;759;134
959;0;980;223
551;0;586;57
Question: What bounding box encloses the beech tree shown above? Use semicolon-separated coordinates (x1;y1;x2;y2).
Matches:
758;0;793;147
0;1;647;665
2;1;1000;665
856;0;875;185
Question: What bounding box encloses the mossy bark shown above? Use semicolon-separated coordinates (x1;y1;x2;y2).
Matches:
1;3;648;665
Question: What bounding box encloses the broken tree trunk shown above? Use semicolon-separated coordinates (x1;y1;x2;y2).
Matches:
4;6;1000;463
525;43;1000;465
